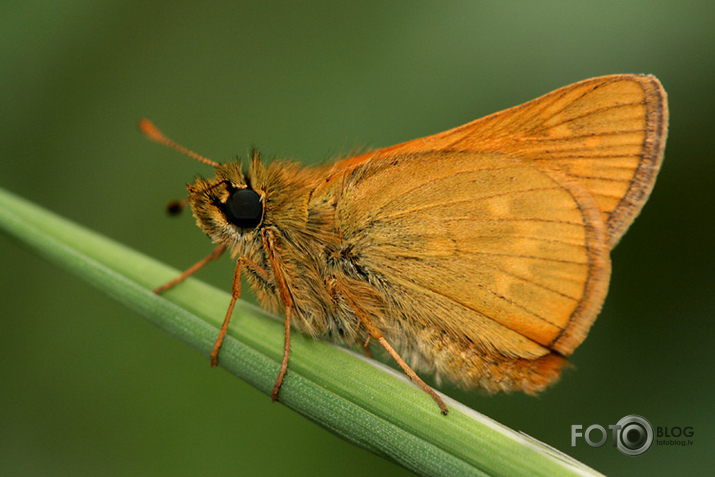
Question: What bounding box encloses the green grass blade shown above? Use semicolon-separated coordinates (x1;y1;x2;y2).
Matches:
0;187;602;477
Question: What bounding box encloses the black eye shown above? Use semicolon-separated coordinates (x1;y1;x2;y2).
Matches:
222;188;263;229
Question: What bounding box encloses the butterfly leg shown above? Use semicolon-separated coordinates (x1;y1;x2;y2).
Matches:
361;335;373;359
261;229;296;402
375;334;448;415
337;282;448;415
153;244;227;294
271;305;292;402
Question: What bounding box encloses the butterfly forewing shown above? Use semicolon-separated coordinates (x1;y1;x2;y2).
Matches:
337;75;667;249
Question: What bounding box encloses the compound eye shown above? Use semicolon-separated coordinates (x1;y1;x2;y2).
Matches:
223;188;263;229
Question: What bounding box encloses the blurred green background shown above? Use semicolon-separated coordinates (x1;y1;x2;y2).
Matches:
1;2;712;476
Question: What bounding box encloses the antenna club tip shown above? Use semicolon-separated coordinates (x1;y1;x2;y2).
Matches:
138;118;164;142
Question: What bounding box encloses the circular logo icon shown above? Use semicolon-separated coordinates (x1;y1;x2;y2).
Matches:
616;415;653;456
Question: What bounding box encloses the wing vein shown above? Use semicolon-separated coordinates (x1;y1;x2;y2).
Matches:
472;258;581;301
382;185;560;220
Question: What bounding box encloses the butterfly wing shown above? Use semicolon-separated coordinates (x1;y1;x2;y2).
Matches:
332;74;668;248
328;75;666;391
324;75;668;392
336;151;610;363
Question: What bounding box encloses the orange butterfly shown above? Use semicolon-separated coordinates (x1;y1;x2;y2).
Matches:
141;74;668;414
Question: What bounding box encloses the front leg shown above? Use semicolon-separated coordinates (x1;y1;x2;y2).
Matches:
154;244;227;294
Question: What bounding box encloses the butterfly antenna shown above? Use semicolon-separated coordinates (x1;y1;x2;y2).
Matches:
139;118;219;168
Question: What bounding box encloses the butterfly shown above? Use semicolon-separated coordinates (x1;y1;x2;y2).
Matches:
141;74;668;414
